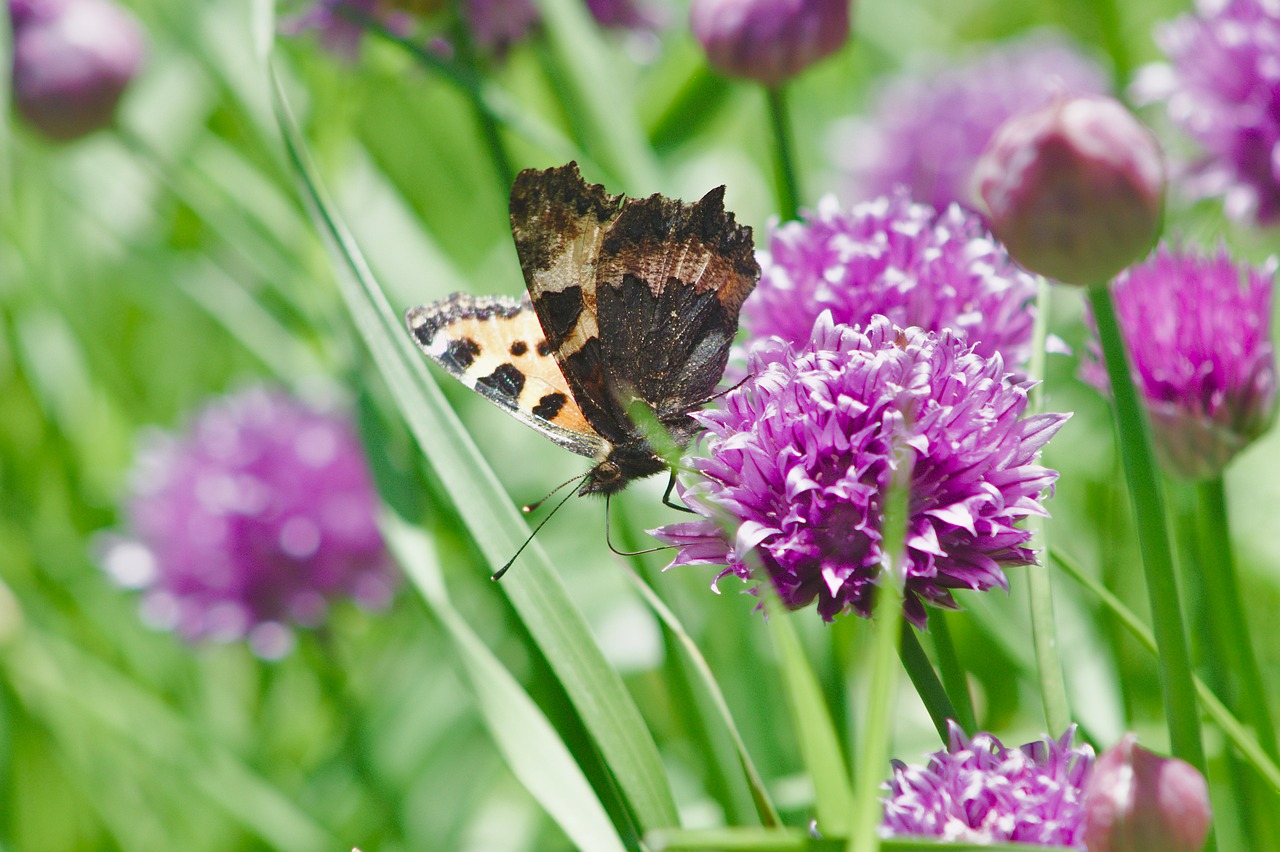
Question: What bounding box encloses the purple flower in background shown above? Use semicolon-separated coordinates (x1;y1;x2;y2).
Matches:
1135;0;1280;223
98;387;395;659
745;192;1039;370
834;33;1108;213
1080;245;1277;479
691;0;848;87
881;721;1094;846
652;315;1068;627
282;0;417;61
462;0;540;55
9;0;146;141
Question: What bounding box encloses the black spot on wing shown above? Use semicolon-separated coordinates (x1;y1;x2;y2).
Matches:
536;339;553;356
538;287;584;341
443;338;481;369
532;392;567;420
509;341;528;356
476;363;526;400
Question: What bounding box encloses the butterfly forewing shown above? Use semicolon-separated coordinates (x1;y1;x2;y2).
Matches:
405;293;606;459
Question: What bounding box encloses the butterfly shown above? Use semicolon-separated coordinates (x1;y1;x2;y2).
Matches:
405;161;759;504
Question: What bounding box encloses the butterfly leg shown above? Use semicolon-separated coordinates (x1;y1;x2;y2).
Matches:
604;494;679;557
661;468;696;514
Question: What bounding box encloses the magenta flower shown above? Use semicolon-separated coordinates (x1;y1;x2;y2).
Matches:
1135;0;1280;224
98;387;395;659
1080;245;1277;479
881;721;1094;846
744;192;1039;370
835;33;1107;214
652;315;1068;627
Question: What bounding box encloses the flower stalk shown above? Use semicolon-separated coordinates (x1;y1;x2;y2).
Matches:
1086;284;1207;779
766;85;800;221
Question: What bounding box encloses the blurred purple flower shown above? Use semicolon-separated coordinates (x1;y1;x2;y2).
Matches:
652;315;1068;627
9;0;145;142
287;0;656;60
99;387;395;659
1083;735;1212;852
745;192;1038;370
1080;244;1277;479
1135;0;1280;224
834;33;1108;213
880;721;1094;846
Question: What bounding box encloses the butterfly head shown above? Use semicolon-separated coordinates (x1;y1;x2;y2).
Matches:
579;441;671;496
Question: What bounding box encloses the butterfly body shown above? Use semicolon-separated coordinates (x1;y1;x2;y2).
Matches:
406;162;758;497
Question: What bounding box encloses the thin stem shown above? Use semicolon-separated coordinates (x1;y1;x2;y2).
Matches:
927;613;976;736
897;621;959;742
449;23;516;191
1025;277;1071;734
1086;285;1208;777
847;446;913;852
765;86;801;221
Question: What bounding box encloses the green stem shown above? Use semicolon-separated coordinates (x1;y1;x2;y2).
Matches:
847;447;913;852
1195;477;1277;757
927;613;976;736
765;86;801;221
897;622;959;742
1025;278;1071;734
1086;285;1208;775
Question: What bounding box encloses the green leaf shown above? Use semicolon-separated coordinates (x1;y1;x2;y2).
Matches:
267;68;680;832
385;517;627;852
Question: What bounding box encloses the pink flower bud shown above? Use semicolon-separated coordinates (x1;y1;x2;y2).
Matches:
973;96;1165;285
10;0;146;142
690;0;849;88
1083;735;1211;852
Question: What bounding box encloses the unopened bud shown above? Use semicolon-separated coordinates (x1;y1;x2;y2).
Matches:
10;0;145;142
1082;735;1211;852
690;0;849;88
974;96;1164;286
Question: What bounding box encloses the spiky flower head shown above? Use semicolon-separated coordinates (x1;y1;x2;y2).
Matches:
1080;244;1277;479
1135;0;1280;224
690;0;848;87
99;387;395;659
880;721;1094;846
9;0;145;142
744;192;1039;370
652;315;1068;627
974;95;1166;285
835;33;1108;214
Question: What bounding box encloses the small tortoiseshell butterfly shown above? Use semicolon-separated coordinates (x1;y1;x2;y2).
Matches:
405;161;759;501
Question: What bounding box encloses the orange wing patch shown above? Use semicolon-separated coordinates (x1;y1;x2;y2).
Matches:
405;294;606;459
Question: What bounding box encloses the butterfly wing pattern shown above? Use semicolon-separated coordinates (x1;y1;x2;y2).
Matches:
406;161;759;496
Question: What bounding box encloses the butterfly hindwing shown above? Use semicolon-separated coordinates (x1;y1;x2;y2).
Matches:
405;293;606;459
509;163;759;452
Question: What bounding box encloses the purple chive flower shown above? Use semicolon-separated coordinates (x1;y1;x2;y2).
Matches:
744;192;1039;370
98;387;395;659
1135;0;1280;224
881;721;1094;846
1083;735;1212;852
974;95;1165;286
282;0;417;61
834;33;1108;214
9;0;145;142
1080;244;1278;479
690;0;848;87
652;315;1068;627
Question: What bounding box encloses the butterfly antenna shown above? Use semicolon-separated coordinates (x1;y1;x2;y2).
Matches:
492;484;580;581
523;473;586;514
604;494;680;558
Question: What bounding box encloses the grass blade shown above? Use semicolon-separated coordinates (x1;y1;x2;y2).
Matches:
267;67;680;832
